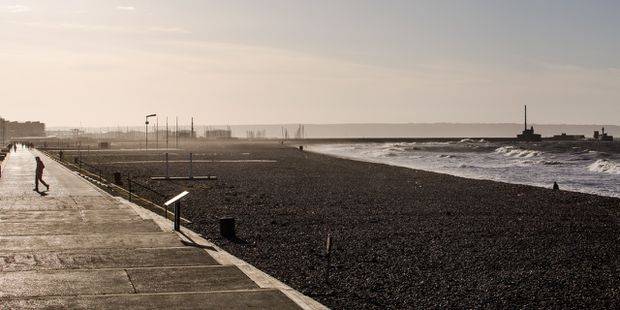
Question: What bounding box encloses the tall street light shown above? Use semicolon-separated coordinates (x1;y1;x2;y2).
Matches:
145;114;156;150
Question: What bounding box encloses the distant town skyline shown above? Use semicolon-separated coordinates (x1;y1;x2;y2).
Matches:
2;0;620;127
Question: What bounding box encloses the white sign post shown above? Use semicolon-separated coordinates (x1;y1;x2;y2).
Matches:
164;191;189;231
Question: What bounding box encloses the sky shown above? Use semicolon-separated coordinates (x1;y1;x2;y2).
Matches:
1;0;619;127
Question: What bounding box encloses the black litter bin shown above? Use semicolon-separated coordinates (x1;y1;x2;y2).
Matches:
220;217;235;238
113;172;122;185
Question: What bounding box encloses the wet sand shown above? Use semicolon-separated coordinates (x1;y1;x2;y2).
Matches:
73;141;620;309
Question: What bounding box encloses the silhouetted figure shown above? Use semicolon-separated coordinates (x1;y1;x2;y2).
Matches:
13;144;16;152
34;156;49;192
553;182;559;190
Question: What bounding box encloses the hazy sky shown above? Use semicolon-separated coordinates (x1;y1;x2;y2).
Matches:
1;0;619;127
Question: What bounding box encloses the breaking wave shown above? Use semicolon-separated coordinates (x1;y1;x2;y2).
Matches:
588;159;620;174
309;142;620;198
437;154;456;158
495;146;543;158
459;138;487;143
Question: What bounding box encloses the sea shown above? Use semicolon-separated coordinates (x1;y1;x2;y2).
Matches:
308;140;620;198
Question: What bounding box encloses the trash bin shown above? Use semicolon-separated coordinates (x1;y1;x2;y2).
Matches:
113;172;122;185
220;217;235;238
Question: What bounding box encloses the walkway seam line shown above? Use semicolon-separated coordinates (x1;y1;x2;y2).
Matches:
124;269;138;294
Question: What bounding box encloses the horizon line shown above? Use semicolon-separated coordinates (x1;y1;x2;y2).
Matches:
45;122;620;129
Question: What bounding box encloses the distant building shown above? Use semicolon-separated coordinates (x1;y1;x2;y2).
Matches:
204;126;232;139
0;117;45;140
551;133;585;141
595;127;614;141
177;130;196;139
516;106;542;141
206;129;232;139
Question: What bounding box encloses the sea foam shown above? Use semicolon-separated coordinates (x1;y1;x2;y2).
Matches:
588;159;620;174
309;142;620;198
494;146;542;158
459;138;487;143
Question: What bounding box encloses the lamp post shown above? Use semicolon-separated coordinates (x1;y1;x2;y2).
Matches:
145;114;156;150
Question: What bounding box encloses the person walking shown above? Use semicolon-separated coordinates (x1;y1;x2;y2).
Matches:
34;156;49;192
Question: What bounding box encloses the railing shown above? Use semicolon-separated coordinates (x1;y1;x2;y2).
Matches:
126;176;166;202
40;149;191;225
40;150;107;185
77;159;105;183
125;176;191;225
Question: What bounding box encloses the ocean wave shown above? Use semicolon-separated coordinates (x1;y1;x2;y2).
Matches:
588;159;620;174
457;163;480;169
517;160;535;165
597;152;612;158
542;160;563;165
437;154;456;158
495;146;543;158
570;148;591;154
458;138;487;143
362;149;391;158
382;142;417;153
367;148;403;158
569;156;593;161
494;146;514;153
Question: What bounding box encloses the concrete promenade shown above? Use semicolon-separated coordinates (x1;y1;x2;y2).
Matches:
0;147;325;309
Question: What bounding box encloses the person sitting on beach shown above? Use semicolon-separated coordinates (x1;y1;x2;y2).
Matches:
553;181;559;190
34;156;49;192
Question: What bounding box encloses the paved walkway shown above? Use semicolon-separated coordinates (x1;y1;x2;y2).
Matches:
0;147;324;309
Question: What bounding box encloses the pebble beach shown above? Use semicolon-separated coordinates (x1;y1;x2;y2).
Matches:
76;141;620;309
